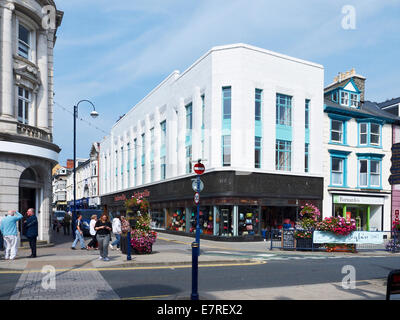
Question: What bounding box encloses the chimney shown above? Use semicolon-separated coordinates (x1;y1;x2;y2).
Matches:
66;159;74;169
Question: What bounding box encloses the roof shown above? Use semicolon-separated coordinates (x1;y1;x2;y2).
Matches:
324;98;400;123
377;97;400;109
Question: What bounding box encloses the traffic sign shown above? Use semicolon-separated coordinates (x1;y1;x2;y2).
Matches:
194;192;200;204
192;179;204;192
193;162;205;175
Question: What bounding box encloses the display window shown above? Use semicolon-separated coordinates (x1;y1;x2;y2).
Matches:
216;206;233;237
167;208;186;232
189;206;213;234
238;206;260;236
150;210;165;229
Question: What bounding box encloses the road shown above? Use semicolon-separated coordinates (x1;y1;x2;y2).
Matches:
1;233;400;300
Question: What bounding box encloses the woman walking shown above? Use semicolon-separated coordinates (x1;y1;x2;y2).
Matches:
95;213;112;261
87;215;98;250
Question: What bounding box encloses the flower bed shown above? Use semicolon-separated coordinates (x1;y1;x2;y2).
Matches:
130;229;157;254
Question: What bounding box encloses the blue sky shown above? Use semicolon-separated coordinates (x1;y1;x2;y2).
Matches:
53;0;400;165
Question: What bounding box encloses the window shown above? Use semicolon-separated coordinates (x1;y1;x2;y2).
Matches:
350;93;359;107
160;156;166;180
222;87;231;120
17;87;31;124
160;121;166;147
340;91;349;106
332;91;338;103
370;160;380;187
186;145;192;174
186;103;192;131
275;140;291;171
222;135;231;166
358;157;382;188
276;94;292;126
255;136;261;168
150;160;154;182
370;123;380;145
331;120;343;143
127;143;130;187
255;89;262;121
201;94;205;159
18;24;30;59
359;123;368;145
359;160;368;187
305;99;310;129
331;158;344;186
359;122;381;147
305;143;309;173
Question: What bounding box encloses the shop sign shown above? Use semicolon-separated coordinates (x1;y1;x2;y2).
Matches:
313;231;384;244
114;194;127;202
390;143;400;185
133;189;150;199
333;195;385;205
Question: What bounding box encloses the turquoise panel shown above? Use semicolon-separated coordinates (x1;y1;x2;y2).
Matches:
276;125;292;141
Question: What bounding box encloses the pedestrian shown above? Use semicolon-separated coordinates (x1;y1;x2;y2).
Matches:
87;215;98;250
71;214;87;250
0;210;23;260
24;208;38;258
121;216;130;234
0;214;4;252
63;211;71;236
95;213;112;261
110;215;121;250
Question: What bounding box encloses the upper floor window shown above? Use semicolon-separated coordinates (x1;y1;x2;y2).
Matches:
305;99;310;129
255;89;262;121
276;94;292;126
222;87;231;120
330;120;343;143
359;122;381;147
17;87;31;124
276;140;291;171
340;91;349;106
331;157;344;186
160;121;166;146
18;23;31;60
350;93;359;107
185;103;192;131
358;157;382;189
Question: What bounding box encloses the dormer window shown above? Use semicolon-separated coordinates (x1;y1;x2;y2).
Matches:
340;91;349;106
18;23;31;60
350;93;359;107
332;91;338;103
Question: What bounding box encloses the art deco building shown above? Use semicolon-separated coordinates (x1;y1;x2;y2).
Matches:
0;0;63;243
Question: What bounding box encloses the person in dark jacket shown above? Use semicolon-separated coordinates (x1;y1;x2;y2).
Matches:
24;208;38;258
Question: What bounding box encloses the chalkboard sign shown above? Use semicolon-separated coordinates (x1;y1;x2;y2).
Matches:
282;230;295;249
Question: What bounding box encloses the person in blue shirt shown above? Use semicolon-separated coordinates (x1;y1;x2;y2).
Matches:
0;210;23;260
24;208;38;258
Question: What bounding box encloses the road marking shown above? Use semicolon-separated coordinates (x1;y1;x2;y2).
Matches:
0;260;266;274
121;294;171;300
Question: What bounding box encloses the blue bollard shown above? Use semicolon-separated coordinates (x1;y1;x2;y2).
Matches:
191;241;199;300
127;231;131;261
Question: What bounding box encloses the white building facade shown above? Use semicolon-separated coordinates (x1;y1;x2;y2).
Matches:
0;0;62;243
322;70;395;231
100;44;325;239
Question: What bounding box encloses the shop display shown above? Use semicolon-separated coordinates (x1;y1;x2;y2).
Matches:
221;208;232;236
189;207;213;234
238;207;259;236
168;209;186;231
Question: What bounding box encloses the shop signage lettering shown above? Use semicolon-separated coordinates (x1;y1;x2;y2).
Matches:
114;194;127;202
313;231;384;244
333;195;384;205
134;189;150;199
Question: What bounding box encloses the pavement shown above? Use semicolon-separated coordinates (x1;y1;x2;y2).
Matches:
0;231;398;300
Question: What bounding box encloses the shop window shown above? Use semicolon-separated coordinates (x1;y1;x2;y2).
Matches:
168;209;186;232
151;211;165;229
215;207;233;236
189;206;213;235
238;206;259;236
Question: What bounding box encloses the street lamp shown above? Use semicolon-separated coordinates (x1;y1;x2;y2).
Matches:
72;100;98;237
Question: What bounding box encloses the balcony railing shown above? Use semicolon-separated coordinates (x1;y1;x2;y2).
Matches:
16;122;52;142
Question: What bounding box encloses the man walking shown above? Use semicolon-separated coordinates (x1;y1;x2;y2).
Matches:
110;215;121;250
0;210;23;260
71;214;86;250
24;208;38;258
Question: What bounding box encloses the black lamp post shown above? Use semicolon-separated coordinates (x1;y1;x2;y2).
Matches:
72;100;98;236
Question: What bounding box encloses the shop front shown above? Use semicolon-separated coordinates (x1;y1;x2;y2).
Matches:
332;194;387;231
100;171;323;241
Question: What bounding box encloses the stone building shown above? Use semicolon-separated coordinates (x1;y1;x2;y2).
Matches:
0;0;63;243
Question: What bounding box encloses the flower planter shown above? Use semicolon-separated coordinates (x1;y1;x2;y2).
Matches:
325;244;356;253
133;243;153;254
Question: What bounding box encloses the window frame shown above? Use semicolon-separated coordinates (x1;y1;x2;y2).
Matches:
276;94;292;126
275;139;291;171
17;86;31;124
